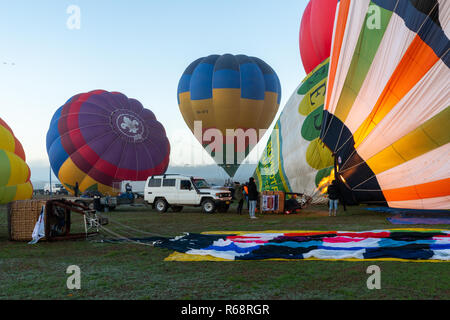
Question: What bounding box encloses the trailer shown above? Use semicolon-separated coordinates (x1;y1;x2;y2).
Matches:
118;180;146;198
65;190;137;212
66;195;118;212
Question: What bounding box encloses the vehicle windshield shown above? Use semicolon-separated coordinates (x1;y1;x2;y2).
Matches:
193;179;210;189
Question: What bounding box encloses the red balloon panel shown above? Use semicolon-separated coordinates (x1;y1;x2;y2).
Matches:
299;0;338;74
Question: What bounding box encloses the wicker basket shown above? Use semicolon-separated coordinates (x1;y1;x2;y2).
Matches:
7;200;47;241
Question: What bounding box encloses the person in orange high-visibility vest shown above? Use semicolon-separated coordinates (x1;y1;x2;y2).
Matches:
243;184;249;211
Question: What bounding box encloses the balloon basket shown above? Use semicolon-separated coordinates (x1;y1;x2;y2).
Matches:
7;199;100;242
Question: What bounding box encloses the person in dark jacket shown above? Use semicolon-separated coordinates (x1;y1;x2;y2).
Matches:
74;182;80;197
125;183;132;194
234;182;244;214
327;180;340;216
247;177;259;219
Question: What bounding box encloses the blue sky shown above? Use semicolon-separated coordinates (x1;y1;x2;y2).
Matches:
0;0;309;181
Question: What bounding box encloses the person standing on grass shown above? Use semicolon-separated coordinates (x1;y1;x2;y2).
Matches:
74;182;80;197
248;177;259;219
327;180;340;217
234;182;244;214
243;183;249;210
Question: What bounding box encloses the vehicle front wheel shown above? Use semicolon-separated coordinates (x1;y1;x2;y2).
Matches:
201;199;216;214
155;199;168;213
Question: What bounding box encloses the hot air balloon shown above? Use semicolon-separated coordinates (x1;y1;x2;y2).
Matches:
177;54;281;177
321;0;450;209
46;90;171;196
254;59;333;203
254;0;338;201
299;0;338;74
0;118;32;204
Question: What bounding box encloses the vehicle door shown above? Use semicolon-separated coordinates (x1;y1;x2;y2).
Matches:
177;179;197;204
145;178;162;202
162;178;177;203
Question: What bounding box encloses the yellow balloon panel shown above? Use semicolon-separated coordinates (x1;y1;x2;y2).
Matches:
0;131;32;204
0;125;16;154
79;175;118;196
6;151;30;186
13;182;33;201
190;98;217;130
258;92;280;129
182;91;278;136
178;92;195;132
212;89;242;131
59;157;118;196
306;138;334;170
298;77;327;116
236;98;265;131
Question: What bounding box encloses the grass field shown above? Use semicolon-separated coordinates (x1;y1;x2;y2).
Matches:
0;202;449;300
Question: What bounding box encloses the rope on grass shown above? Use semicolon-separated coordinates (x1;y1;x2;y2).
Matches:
105;217;170;238
95;224;157;247
92;214;179;248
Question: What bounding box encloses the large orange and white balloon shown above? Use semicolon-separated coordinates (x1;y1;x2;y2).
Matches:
321;0;449;209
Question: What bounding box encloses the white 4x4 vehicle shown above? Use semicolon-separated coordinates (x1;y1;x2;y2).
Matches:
144;174;232;213
44;183;68;195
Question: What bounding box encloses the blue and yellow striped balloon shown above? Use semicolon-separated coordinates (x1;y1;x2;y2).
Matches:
177;54;281;177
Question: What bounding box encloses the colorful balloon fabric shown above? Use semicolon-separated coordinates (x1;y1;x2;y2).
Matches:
320;0;450;209
177;54;281;177
299;0;338;74
253;59;333;203
46;90;170;195
0;118;33;204
159;229;450;262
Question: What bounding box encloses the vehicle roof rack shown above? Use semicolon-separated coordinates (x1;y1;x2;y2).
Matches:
151;174;181;179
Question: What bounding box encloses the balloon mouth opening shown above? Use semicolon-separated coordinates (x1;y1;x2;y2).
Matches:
110;109;147;143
